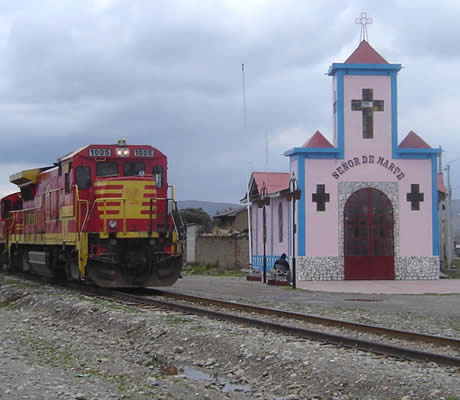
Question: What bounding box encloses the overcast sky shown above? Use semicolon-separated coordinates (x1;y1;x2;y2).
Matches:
0;0;459;202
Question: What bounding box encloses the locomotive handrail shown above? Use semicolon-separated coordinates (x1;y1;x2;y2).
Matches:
74;185;89;233
168;184;176;201
82;197;127;234
8;212;17;236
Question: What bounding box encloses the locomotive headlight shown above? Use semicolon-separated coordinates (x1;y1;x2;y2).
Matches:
116;148;130;157
108;220;118;229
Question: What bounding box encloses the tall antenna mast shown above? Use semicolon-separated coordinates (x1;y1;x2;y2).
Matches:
265;133;269;171
242;64;247;131
242;63;252;268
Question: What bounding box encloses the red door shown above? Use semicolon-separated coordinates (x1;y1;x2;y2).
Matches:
344;188;394;280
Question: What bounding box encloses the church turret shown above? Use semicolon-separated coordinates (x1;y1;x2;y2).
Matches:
328;40;401;159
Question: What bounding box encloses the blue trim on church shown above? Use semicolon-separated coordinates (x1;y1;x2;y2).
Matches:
337;70;345;158
391;74;399;158
328;63;402;76
297;155;306;256
270;201;274;254
431;154;439;256
284;147;339;157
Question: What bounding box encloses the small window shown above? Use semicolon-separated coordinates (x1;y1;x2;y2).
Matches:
124;162;145;176
65;173;71;193
2;200;11;218
64;163;72;193
96;162;118;177
76;166;91;190
278;203;283;243
21;186;33;201
153;166;164;188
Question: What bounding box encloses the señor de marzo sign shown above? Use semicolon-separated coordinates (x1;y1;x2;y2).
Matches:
331;155;405;180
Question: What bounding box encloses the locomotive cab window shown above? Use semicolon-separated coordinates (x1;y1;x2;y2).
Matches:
64;163;72;193
96;162;118;177
124;162;145;176
76;166;91;190
2;200;11;218
153;166;163;188
21;186;33;201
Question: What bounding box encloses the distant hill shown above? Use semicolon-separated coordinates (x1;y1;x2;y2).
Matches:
177;200;240;216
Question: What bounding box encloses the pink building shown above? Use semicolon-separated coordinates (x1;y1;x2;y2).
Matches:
248;40;441;280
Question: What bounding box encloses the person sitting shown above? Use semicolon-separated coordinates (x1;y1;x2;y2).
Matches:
273;253;292;284
273;253;289;271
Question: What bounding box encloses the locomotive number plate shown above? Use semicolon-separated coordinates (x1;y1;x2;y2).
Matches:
89;148;112;157
134;149;154;157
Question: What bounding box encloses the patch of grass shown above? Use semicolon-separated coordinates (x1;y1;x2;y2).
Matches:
182;262;246;277
162;315;190;326
0;300;12;308
444;265;460;279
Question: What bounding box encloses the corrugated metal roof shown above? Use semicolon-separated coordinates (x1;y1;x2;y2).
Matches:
214;205;247;218
251;172;289;195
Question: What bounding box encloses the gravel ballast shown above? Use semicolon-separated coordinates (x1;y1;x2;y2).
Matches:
0;275;459;400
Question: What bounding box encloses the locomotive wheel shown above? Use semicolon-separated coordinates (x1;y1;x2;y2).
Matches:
66;258;81;281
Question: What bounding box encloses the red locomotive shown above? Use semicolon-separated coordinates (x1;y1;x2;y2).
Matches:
0;140;185;287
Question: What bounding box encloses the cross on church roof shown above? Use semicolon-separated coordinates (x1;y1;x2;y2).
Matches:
355;12;372;42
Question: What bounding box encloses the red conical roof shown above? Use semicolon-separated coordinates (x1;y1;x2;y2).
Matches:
345;40;388;64
399;131;432;149
302;131;334;148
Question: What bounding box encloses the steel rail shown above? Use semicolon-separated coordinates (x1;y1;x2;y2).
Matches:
104;290;460;368
4;273;460;367
140;288;460;349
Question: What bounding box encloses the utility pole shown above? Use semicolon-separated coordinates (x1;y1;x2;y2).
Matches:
445;156;460;269
446;164;453;269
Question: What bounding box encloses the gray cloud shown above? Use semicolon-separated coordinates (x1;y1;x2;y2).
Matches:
0;0;459;201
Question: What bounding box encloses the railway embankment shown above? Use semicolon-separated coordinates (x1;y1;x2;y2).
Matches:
0;274;459;400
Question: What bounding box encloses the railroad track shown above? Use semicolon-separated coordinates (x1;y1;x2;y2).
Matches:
97;287;460;368
3;272;460;368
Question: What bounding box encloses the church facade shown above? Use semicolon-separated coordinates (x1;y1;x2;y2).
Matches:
248;40;441;280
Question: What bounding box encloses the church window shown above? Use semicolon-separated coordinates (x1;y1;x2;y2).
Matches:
278;203;283;242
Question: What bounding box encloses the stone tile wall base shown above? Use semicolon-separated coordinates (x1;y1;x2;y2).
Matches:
296;257;344;280
395;256;440;280
296;256;440;280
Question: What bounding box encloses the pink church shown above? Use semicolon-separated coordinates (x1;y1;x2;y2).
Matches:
248;40;441;280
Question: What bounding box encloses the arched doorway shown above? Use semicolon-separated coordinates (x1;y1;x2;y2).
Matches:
344;188;395;280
